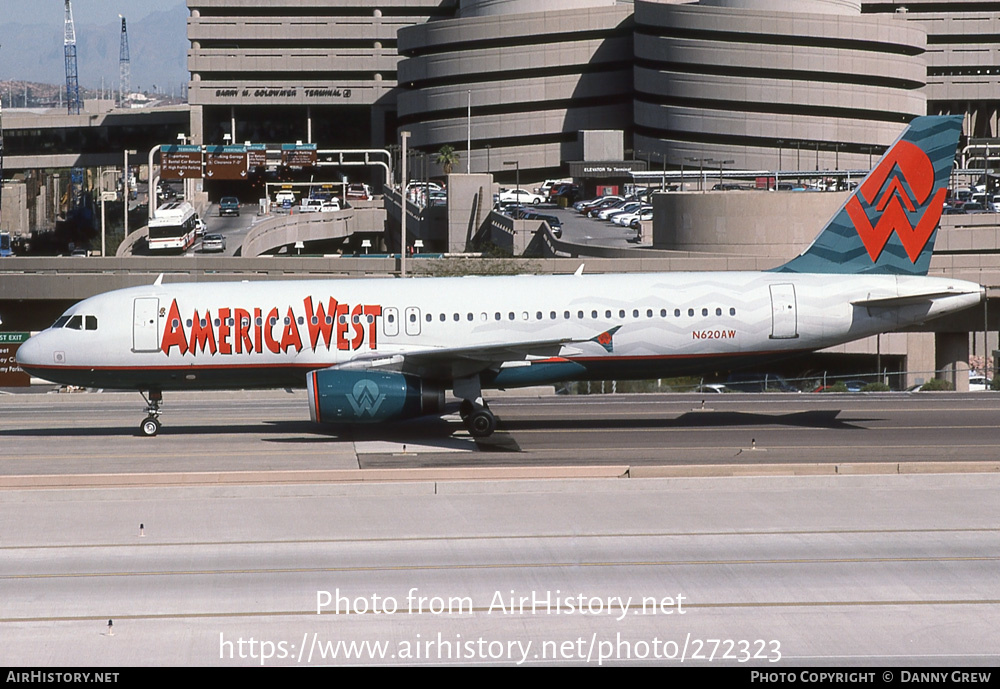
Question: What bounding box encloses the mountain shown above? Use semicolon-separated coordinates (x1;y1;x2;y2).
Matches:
0;3;188;94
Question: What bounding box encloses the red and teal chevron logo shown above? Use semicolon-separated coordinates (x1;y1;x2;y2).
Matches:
846;140;948;263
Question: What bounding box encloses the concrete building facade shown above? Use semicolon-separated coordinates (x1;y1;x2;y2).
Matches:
180;0;1000;183
396;0;634;181
185;0;454;149
633;0;928;172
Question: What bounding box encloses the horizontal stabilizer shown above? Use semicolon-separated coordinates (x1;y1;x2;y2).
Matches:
852;290;981;308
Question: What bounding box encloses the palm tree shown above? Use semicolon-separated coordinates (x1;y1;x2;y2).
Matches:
436;145;460;175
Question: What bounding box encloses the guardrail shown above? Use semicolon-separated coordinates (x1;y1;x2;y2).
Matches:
241;208;357;257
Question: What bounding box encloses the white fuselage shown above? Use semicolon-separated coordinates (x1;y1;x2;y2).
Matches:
16;271;983;391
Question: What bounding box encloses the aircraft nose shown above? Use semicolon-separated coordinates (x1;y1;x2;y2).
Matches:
15;333;45;368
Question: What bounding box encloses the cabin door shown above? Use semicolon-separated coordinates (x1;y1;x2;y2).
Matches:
133;298;161;352
769;284;798;339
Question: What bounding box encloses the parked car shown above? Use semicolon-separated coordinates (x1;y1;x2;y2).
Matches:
219;196;240;217
598;201;642;221
537;179;571;195
201;234;227;253
498;188;545;205
577;196;622;214
550;183;582;203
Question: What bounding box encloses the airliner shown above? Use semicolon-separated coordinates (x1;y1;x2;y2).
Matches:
16;116;983;438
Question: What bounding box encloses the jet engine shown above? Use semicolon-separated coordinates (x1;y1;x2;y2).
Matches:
307;369;445;424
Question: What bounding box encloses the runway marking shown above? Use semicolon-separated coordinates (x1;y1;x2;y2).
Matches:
4;598;999;624
5;555;999;580
2;527;996;551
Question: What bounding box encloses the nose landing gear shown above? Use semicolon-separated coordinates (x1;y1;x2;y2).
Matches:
139;390;163;436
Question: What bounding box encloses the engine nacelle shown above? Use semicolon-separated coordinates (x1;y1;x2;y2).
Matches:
307;369;445;424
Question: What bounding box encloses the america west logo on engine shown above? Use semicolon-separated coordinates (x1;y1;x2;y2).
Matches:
347;379;386;417
159;296;382;356
845;140;948;264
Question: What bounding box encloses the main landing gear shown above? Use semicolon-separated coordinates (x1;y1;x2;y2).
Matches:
139;390;163;437
459;399;497;438
455;377;497;438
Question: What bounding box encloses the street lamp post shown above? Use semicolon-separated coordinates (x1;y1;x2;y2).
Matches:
707;159;734;189
503;160;520;198
123;148;137;235
400;130;410;278
686;156;708;192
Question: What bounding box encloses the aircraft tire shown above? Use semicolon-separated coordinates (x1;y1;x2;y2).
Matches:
141;417;160;437
459;399;474;420
467;409;496;438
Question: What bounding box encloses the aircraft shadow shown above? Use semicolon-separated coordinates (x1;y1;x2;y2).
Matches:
0;420;322;439
498;409;872;432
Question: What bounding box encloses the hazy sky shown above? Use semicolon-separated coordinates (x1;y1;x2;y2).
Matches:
2;0;177;26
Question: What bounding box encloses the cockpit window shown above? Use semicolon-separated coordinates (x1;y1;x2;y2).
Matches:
52;316;71;329
65;315;83;330
86;316;98;331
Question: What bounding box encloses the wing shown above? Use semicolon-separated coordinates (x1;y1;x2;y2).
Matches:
329;327;621;380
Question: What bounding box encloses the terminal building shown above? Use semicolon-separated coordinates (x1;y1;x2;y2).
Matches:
176;0;1000;189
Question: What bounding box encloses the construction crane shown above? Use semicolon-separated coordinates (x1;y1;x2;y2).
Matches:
63;0;82;115
119;15;130;109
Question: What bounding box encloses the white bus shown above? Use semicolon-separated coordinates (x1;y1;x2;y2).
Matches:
149;201;198;253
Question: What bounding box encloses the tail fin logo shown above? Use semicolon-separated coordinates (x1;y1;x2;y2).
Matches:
846;140;948;264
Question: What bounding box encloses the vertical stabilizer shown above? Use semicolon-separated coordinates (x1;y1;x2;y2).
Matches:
775;115;963;275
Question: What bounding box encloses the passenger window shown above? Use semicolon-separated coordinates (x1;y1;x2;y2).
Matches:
716;308;722;316
730;308;736;316
439;313;446;322
687;309;694;317
702;308;708;316
618;309;625;318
